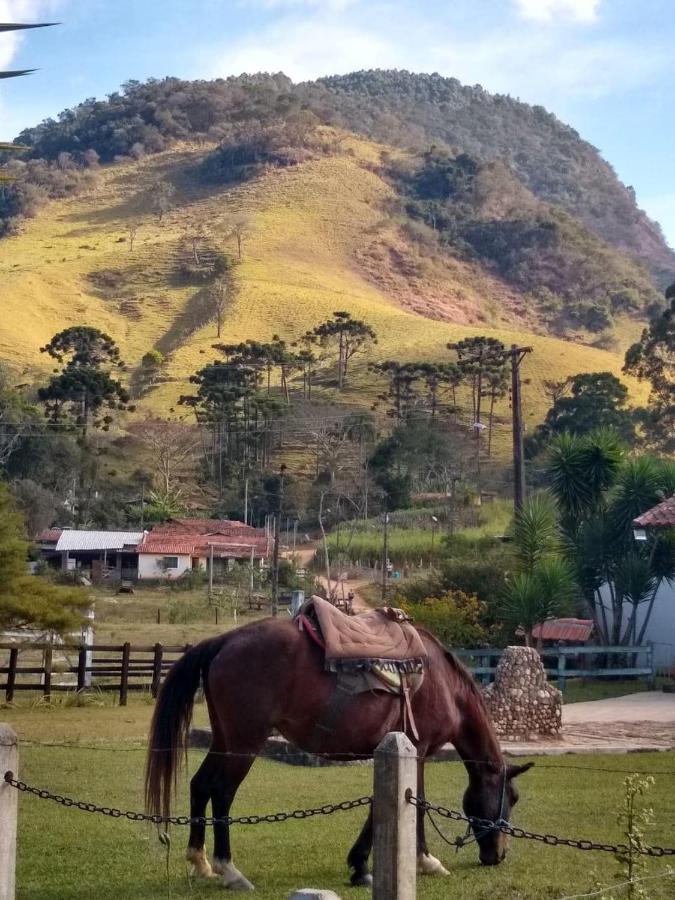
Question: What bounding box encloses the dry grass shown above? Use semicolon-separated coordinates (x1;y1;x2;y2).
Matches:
0;137;647;451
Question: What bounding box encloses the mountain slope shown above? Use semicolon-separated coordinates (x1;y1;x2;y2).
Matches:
11;70;674;285
0;136;647;440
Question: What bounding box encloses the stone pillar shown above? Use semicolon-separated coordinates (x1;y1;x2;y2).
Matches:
483;646;562;739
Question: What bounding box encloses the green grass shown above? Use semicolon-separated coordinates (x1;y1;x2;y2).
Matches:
4;702;675;898
563;678;666;704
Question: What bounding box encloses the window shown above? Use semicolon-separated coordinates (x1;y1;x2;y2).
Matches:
162;556;179;569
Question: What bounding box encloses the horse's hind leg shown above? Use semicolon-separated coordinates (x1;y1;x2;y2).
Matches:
186;751;219;878
347;808;374;887
210;750;260;891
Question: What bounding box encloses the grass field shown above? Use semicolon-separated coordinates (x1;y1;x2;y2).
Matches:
0;136;648;465
5;700;675;899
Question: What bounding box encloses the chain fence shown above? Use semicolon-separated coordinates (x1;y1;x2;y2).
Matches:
6;767;675;860
406;793;675;858
2;770;371;826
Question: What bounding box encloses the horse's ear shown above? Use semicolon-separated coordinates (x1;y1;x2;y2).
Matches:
507;762;534;779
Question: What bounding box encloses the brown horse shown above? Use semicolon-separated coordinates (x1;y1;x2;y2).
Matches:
145;617;532;890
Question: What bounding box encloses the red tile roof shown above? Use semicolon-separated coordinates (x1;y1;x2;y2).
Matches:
633;496;675;529
531;618;594;643
37;528;63;543
152;518;259;537
139;532;269;559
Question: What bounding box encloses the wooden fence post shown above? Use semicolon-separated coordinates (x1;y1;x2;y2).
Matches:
43;646;52;701
119;642;131;706
647;642;656;689
0;723;18;900
5;651;17;705
77;646;87;692
151;643;163;699
372;731;417;900
557;648;566;692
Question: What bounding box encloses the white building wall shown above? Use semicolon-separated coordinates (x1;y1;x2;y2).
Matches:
137;553;193;580
601;580;675;671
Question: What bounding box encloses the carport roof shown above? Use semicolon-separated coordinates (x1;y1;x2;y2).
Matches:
55;530;144;552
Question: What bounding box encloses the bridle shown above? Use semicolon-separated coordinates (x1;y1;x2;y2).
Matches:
454;763;509;851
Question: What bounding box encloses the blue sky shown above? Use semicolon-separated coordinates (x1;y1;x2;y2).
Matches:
1;0;673;247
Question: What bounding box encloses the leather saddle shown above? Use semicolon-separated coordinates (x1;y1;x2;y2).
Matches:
297;596;428;674
297;597;428;747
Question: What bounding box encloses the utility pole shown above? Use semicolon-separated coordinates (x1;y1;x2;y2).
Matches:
509;344;531;512
243;476;248;525
381;507;389;603
271;464;286;617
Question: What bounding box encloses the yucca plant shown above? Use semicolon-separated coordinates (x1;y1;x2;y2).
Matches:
544;431;675;645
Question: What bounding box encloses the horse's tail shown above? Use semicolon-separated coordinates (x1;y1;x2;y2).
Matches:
145;635;227;820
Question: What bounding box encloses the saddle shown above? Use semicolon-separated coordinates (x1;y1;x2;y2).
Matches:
298;596;428;675
296;597;428;747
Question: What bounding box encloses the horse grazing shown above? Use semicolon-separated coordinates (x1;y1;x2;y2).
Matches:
145;616;532;891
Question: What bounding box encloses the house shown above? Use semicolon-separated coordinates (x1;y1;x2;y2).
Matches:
37;528;145;581
136;518;270;580
36;518;271;583
628;496;675;670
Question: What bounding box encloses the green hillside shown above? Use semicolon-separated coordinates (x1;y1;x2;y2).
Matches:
0;133;647;438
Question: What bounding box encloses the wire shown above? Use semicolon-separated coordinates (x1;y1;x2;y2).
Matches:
554;870;675;900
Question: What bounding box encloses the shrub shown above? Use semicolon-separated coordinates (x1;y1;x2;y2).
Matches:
401;590;489;647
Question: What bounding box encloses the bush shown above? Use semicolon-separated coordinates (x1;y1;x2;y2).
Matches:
401;590;489;647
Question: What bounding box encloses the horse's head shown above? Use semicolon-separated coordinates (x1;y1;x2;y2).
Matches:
462;762;533;866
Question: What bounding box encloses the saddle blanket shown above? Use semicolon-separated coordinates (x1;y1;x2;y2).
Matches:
297;596;428;676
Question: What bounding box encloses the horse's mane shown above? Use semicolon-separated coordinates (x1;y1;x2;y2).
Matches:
416;627;494;720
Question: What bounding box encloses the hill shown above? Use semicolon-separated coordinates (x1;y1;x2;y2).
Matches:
0;134;647;446
8;70;674;286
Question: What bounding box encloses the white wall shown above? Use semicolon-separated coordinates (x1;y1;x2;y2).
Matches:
601;580;675;671
137;553;193;580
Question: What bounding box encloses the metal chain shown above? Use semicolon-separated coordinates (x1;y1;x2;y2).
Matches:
407;794;675;858
3;771;371;826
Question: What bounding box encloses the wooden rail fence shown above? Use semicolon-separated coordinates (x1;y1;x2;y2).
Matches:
0;642;191;706
455;643;656;690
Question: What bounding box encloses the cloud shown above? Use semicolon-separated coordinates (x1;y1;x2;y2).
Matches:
0;1;62;69
208;16;396;81
514;0;601;22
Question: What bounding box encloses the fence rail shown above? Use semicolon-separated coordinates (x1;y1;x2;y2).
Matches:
0;641;658;705
0;642;190;705
454;643;656;690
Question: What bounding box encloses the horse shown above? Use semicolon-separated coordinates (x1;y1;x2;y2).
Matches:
145;616;532;891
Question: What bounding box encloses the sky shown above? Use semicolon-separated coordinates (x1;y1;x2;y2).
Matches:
1;0;673;247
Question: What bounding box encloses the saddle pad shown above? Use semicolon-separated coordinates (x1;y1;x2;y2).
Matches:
299;597;427;672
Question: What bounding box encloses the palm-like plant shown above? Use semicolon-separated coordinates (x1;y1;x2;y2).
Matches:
501;493;577;645
544;431;675;645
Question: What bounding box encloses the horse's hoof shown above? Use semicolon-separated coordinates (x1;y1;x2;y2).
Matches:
186;848;214;878
418;853;450;876
214;859;255;891
350;873;373;887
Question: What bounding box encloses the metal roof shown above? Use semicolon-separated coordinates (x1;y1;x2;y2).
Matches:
55;530;144;552
634;495;675;529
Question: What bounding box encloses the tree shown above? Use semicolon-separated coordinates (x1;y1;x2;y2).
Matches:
228;217;249;261
127;222;138;251
448;336;508;426
0;481;87;634
210;279;228;338
150;179;175;222
139;349;165;387
527;372;635;457
310;311;377;389
500;493;577;646
370;361;420;421
38;327;131;437
545;431;675;645
131;417;199;496
624;285;674;451
11;478;61;536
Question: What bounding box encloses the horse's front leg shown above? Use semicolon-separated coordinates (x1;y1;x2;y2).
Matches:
347;807;374;887
416;758;450;876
